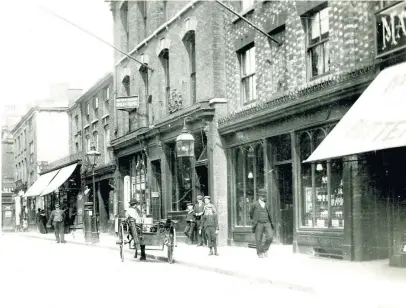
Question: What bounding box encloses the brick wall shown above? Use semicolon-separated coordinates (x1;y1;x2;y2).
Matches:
74;76;114;167
113;1;226;138
224;0;378;116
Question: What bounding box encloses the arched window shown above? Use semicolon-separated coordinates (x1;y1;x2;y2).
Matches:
234;143;265;227
235;148;245;226
299;126;344;229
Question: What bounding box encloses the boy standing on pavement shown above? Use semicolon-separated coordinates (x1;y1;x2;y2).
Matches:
199;203;219;256
194;195;205;246
184;203;196;244
47;203;66;243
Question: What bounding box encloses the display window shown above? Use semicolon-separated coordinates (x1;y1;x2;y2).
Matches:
234;143;265;227
299;126;344;228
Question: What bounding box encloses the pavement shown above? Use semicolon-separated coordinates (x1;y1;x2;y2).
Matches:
10;230;406;308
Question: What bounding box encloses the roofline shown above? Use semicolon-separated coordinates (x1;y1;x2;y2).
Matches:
68;72;113;112
11;106;68;134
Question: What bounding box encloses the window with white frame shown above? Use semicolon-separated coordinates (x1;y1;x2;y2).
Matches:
86;136;91;152
75;115;79;131
86;103;90;121
105;87;110;101
29;142;34;163
241;0;254;11
239;44;256;104
93;131;99;150
104;126;111;165
307;6;331;78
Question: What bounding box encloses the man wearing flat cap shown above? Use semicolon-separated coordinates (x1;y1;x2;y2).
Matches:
125;199;144;259
250;188;274;258
203;196;218;214
184;203;196;244
47;203;66;243
194;195;205;246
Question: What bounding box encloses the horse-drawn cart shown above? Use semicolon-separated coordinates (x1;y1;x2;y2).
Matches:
116;218;177;263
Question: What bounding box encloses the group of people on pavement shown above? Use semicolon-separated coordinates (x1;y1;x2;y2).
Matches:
184;190;274;259
184;195;220;256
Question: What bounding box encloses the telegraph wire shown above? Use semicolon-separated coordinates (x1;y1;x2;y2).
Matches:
36;4;154;72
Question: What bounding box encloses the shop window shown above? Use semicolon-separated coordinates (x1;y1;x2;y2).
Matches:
129;154;149;214
234;143;265;227
299;126;344;229
239;44;256;104
168;143;192;212
306;6;331;78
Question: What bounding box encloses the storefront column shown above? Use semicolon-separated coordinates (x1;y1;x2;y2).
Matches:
208;100;228;246
291;131;299;253
160;144;171;219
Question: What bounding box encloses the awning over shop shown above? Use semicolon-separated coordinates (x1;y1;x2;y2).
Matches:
23;170;59;198
40;163;78;196
306;62;406;163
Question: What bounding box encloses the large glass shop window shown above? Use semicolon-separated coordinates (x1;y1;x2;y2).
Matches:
130;154;149;214
234;143;265;227
299;127;344;228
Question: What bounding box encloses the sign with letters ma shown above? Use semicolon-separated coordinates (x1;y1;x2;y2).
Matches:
376;2;406;58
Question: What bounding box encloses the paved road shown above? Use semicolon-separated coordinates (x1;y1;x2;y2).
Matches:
0;235;378;308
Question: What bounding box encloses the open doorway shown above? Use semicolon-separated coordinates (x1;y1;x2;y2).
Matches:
270;134;294;245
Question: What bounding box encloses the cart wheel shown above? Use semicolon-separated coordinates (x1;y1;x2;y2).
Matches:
167;234;174;264
119;224;124;262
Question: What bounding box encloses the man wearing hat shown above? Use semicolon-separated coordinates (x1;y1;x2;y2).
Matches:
183;203;196;244
250;188;274;258
125;199;143;257
203;196;218;214
47;203;66;243
194;195;206;246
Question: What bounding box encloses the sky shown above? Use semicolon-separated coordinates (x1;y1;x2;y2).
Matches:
0;0;113;114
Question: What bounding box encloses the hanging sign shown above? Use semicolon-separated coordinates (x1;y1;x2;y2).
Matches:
376;2;406;58
116;96;139;111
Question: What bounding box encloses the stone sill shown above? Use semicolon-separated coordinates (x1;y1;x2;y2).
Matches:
232;7;255;24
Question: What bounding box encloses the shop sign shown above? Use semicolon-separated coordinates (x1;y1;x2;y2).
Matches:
376;2;406;58
116;96;139;111
151;192;160;198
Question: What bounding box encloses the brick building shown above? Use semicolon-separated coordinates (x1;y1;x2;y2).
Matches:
109;0;229;244
1;126;15;231
217;0;406;266
35;73;115;232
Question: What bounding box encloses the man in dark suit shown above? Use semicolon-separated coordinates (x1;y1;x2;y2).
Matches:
250;188;274;258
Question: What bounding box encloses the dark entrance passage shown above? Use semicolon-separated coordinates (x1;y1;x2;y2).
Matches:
275;164;293;244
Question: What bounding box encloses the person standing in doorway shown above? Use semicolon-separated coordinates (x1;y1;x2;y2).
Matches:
184;203;196;244
250;189;274;258
194;195;205;246
47;204;66;243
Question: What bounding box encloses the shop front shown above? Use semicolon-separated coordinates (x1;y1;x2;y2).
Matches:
112;104;215;240
219;64;377;256
82;164;116;233
37;163;82;232
305;58;406;266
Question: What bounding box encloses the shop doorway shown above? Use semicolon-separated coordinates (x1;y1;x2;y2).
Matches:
270;134;294;245
195;164;208;197
151;160;163;220
275;164;294;244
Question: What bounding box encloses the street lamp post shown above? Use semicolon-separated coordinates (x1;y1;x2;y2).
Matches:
85;143;101;244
